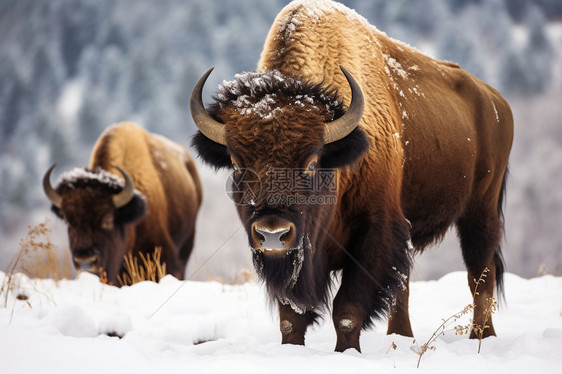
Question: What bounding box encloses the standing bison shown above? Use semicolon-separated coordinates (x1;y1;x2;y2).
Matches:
190;0;513;352
43;122;202;284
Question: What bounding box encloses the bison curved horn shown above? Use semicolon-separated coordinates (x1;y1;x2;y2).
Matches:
324;66;365;144
43;163;63;209
112;165;135;209
190;67;227;145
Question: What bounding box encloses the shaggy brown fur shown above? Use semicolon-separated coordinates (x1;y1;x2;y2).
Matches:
51;122;202;284
193;0;513;352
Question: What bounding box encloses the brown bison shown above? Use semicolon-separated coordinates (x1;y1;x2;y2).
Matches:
43;122;202;284
190;0;513;352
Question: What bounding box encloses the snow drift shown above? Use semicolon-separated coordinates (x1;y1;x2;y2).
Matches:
1;271;560;373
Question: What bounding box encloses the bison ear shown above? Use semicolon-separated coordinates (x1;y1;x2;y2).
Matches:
320;127;369;169
191;131;231;169
51;205;64;219
115;193;147;225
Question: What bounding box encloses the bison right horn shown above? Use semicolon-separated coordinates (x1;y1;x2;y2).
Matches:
112;165;135;209
323;66;365;144
190;67;228;146
43;163;63;209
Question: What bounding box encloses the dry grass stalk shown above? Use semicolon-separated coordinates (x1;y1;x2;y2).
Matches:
207;269;255;285
414;267;496;368
116;247;167;286
386;341;398;354
413;303;474;368
232;269;255;284
470;267;498;353
1;219;71;307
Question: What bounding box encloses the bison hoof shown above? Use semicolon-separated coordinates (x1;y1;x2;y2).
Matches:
280;320;293;335
338;319;355;333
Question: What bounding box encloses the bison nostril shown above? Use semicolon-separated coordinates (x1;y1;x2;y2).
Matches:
254;229;266;243
279;231;291;243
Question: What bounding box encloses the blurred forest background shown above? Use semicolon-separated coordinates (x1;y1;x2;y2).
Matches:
1;0;561;282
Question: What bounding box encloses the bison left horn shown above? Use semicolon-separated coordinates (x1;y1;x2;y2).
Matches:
112;165;135;209
190;67;228;146
323;66;365;144
43;163;63;209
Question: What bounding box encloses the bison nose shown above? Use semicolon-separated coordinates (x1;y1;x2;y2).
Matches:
73;249;101;273
251;221;296;252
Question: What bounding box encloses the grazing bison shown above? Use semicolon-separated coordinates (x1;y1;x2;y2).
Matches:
43;122;202;284
190;0;513;352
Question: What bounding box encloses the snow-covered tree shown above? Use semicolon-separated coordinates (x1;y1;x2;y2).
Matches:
522;5;553;94
436;21;487;80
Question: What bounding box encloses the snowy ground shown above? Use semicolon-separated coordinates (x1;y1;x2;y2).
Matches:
1;271;561;373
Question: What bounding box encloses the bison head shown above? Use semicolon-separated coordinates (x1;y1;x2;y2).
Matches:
43;165;147;283
191;67;369;312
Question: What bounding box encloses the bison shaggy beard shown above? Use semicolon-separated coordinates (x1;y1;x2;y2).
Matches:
252;235;329;315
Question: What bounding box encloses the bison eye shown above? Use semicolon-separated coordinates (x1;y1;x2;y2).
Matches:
230;156;243;176
308;162;317;171
101;215;114;230
304;155;319;176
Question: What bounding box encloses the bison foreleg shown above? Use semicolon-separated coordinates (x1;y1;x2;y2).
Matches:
332;217;412;352
277;302;316;346
332;295;365;353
